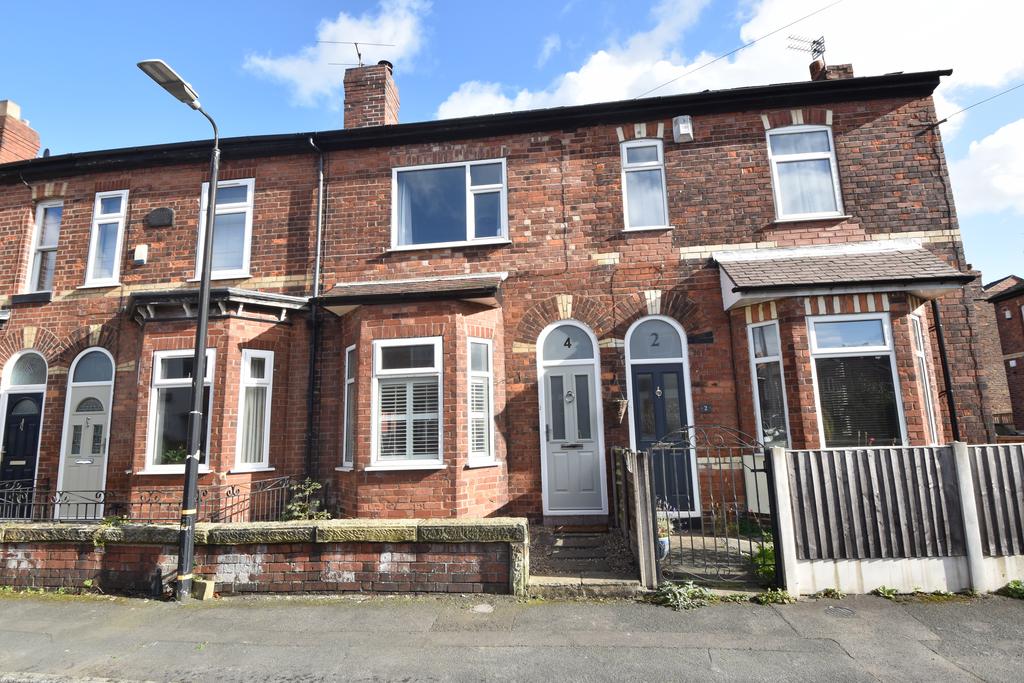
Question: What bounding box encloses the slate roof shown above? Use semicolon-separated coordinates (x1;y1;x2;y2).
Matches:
321;273;506;304
718;246;972;292
987;280;1024;303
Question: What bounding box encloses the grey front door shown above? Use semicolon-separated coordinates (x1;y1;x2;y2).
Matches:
543;367;603;512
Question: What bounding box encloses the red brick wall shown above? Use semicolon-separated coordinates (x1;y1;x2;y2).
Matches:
993;291;1024;429
0;541;509;596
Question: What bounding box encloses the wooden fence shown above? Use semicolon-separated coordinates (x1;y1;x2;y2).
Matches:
969;444;1024;557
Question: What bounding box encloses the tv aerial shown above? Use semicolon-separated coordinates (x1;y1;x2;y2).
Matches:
787;35;825;60
318;40;396;67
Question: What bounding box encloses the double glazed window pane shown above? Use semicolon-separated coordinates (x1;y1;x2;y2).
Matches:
769;131;830;155
625;169;667;227
381;344;434;370
99;196;122;215
38;206;62;247
91;222;120;280
470;378;489;455
379;378;439;460
814;319;885;349
816;356;901;447
33;251;56;292
240;386;267;464
755;362;787;448
473;192;501;238
752;325;780;358
396;166;466;245
211;212;246;271
625;145;660;164
215;184;249;205
154;386;209;465
776;160;837;215
542;325;594;361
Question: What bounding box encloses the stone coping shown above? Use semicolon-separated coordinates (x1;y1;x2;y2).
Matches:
0;517;529;547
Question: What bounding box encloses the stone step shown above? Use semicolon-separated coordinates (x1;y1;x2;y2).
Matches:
552;534;607;548
528;573;643;599
535;558;604;572
548;547;607;560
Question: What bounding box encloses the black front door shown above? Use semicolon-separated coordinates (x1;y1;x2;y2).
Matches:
630;364;695;513
1;393;43;484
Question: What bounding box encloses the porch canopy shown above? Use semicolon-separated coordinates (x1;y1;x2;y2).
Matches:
712;239;974;310
320;272;507;315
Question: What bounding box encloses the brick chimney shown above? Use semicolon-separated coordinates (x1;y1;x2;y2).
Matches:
810;58;855;81
343;60;400;128
0;100;41;163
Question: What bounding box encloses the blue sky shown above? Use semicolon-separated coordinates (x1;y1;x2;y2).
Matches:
2;0;1022;282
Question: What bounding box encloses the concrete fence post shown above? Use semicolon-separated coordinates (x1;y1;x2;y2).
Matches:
631;450;659;590
952;441;988;593
769;447;801;596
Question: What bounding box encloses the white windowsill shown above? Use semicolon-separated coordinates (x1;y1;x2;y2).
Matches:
772;214;851;224
136;467;212;476
623;225;673;233
77;282;120;290
228;467;276;474
386;239;511;254
363;462;447;472
335;466;354;472
465;460;500;469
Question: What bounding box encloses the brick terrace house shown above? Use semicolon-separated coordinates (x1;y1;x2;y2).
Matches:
0;59;997;523
988;276;1024;432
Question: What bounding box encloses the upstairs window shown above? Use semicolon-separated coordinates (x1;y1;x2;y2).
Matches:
196;178;254;280
621;139;668;230
767;125;843;220
28;200;62;292
393;160;507;249
372;337;443;467
84;190;129;287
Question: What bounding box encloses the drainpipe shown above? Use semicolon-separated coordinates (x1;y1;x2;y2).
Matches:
304;137;325;479
931;298;961;442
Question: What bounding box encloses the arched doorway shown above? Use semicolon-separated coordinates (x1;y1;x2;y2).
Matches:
57;348;115;498
625;316;698;515
0;351;48;488
536;320;607;515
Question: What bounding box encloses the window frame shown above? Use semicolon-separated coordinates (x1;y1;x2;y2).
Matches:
83;190;129;288
620;138;670;231
807;313;907;448
340;344;357;470
746;321;791;449
195;178;255;280
467;338;495;467
27;199;63;293
144;349;215;473
390;159;509;250
910;315;940;445
234;349;274;471
369;336;445;470
766;124;844;222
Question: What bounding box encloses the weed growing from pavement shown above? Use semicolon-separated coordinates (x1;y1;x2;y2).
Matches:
873;585;899;600
751;588;795;605
998;580;1024;599
813;588;845;600
651;581;714;610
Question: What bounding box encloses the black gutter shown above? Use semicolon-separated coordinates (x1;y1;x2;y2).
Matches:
0;69;951;184
730;274;975;294
320;286;500;307
986;282;1024;303
931;299;961;441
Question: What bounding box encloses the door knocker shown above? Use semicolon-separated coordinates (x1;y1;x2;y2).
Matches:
655;386;663;398
18;418;25;432
564;390;575;404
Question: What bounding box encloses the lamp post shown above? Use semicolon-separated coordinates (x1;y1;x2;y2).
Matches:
137;59;219;602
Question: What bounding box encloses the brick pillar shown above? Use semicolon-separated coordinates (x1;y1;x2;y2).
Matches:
0;100;41;163
343;61;400;129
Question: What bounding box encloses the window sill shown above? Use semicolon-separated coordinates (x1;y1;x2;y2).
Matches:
77;282;120;290
135;467;212;476
228;466;276;474
363;462;447;472
187;273;251;282
622;225;673;233
465;460;500;469
11;292;52;305
335;466;354;472
772;214;851;225
386;239;511;254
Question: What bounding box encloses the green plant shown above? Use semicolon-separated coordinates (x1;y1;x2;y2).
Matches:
281;478;331;521
717;593;751;604
161;446;188;464
752;588;795;605
751;533;775;582
651;581;713;610
998;580;1024;599
656;517;671;537
813;587;845;600
872;585;899;600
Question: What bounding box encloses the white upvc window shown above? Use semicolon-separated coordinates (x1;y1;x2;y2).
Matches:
747;321;790;449
146;349;215;472
84;190;129;287
910;315;940;445
27;200;63;293
467;338;495;465
235;349;273;470
620;139;669;230
767;125;844;221
371;337;443;469
341;345;356;469
195;178;254;280
391;159;508;249
807;313;906;448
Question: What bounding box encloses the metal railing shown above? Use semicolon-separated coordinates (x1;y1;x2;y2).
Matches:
0;476;293;523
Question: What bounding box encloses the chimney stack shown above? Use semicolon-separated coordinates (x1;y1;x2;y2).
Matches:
810;58;854;81
343;60;400;129
0;100;41;164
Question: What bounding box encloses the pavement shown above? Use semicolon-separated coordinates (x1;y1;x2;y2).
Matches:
0;591;1022;682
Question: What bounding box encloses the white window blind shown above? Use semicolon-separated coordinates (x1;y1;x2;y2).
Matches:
468;339;494;463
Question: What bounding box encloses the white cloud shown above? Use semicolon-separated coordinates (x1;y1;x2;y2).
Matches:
244;0;429;108
436;0;1024;136
537;34;562;68
950;118;1024;216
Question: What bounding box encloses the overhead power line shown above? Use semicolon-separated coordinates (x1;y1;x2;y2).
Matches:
633;0;844;99
933;81;1024;126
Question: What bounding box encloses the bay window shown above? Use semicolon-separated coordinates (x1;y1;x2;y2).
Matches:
392;159;507;248
147;350;214;471
196;178;254;279
372;337;443;467
236;349;273;470
808;314;905;448
621;139;669;230
468;339;494;465
767;125;843;220
28;200;62;292
747;321;790;448
84;190;129;287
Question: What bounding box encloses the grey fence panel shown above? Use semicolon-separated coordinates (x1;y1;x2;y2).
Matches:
969;444;1024;557
787;447;966;561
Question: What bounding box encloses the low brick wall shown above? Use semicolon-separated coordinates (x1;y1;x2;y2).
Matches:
0;518;529;598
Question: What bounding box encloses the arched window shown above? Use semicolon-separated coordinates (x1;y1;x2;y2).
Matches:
72;350;113;383
541;324;595;363
6;352;47;388
75;397;104;413
628;318;684;360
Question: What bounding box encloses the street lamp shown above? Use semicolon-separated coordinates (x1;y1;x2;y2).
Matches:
138;59;220;602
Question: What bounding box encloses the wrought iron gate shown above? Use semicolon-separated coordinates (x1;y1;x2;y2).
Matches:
644;426;782;588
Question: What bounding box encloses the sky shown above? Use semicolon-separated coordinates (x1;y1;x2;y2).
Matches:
2;0;1022;282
